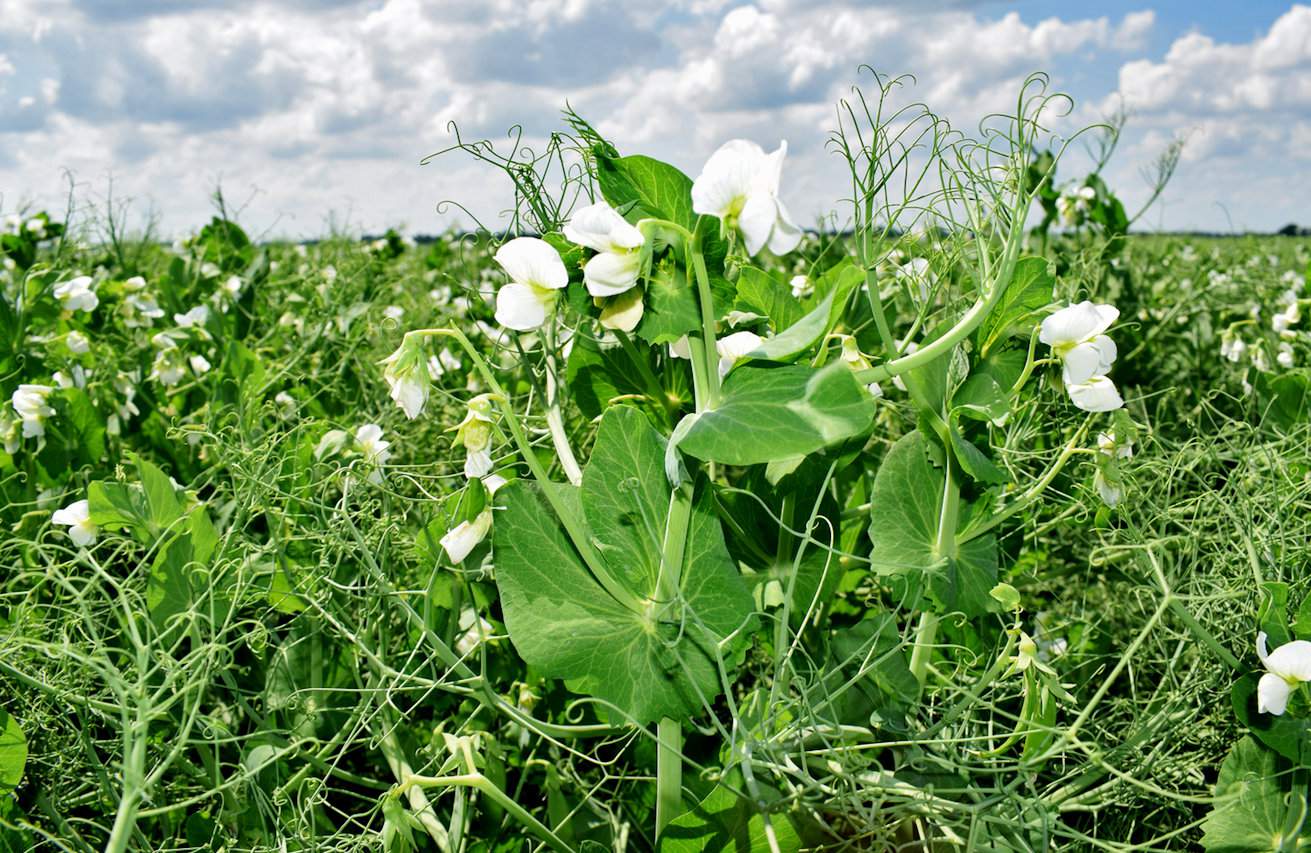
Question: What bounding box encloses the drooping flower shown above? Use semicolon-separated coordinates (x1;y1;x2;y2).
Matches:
52;498;98;547
492;237;568;331
441;509;492;564
1220;330;1247;363
691;139;802;257
1257;631;1311;715
1065;376;1124;413
53;276;99;313
380;337;432;419
452;394;498;479
1093;431;1133;507
564;201;646;297
11;384;55;439
598;286;645;332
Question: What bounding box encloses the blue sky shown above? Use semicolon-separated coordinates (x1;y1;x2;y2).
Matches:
1;1;1308;236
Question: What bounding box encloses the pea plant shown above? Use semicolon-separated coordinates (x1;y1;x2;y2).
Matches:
368;73;1149;847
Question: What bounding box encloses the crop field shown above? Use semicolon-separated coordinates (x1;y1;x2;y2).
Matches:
1;75;1310;852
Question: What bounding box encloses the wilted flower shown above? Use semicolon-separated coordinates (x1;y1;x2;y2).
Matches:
52;499;98;547
691;139;802;257
492;238;568;331
564;200;646;297
11;384;55;439
1257;631;1311;715
53;276;99;313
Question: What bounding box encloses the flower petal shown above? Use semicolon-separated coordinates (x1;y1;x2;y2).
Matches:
599;287;645;332
1040;301;1118;346
440;510;493;564
583;250;642;297
1266;639;1311;681
1066;376;1124;412
738;191;777;257
494;237;567;290
767;197;803;256
691;139;767;218
495;282;548;331
564;201;643;252
1258;671;1292;715
1061;341;1107;385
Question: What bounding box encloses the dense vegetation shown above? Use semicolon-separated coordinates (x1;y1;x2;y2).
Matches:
2;76;1310;852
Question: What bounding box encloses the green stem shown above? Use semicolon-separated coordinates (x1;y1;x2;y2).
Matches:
401;773;574;853
909;454;961;690
688;238;722;409
433;328;644;615
656;717;684;837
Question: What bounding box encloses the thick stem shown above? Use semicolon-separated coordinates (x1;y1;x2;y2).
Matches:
689;241;722;409
909;455;961;689
544;352;583;486
655;717;684;837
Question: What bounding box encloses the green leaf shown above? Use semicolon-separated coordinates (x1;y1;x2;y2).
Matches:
493;407;755;724
742;262;861;364
136;455;185;535
147;506;221;630
565;331;652;420
55;387;106;466
734;266;803;332
637;259;701;346
979;256;1054;354
1200;736;1309;853
267;566;308;615
1259;582;1293;648
660;782;804;852
949;426;1007;485
868;432;997;616
0;708;26;793
595;153;695;230
952;373;1010;425
678;363;874;466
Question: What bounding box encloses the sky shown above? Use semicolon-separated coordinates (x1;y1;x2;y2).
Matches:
0;0;1308;238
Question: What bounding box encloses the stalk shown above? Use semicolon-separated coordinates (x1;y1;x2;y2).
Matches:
909;455;961;689
655;717;684;837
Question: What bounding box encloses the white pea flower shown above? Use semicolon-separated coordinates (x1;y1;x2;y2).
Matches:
1039;302;1120;386
453;394;497;479
1272;302;1300;338
381;339;431;420
25;218;46;239
564;200;646;297
668;335;692;360
1056;185;1096;227
199;262;221;279
790;275;812;299
691;139;802;257
715;331;764;378
1277;342;1295;369
454;607;496;657
66;330;90;354
492;238;568;331
0;411;19;454
440;508;493;564
355;424;391;483
175;305;210;328
53;276;99;313
52;499;98;547
598;286;645;333
1251;346;1270;373
383;305;405;322
1220;330;1247;363
1257;631;1311;715
1097;432;1133;460
12;384;55;439
2;214;19;234
1065;376;1124;413
53;368;88;390
189;354;212;376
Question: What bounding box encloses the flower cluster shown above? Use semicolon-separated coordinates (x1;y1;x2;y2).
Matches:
1039;302;1124;412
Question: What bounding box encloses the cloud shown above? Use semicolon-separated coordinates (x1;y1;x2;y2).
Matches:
0;1;1306;235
